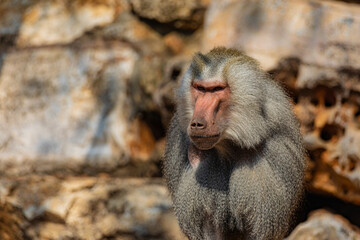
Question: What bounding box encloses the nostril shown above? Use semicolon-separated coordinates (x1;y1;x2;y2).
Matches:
191;121;206;129
196;123;204;128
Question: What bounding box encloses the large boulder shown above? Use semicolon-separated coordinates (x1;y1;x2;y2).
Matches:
14;0;129;47
0;43;163;176
130;0;207;30
0;0;173;176
287;209;360;240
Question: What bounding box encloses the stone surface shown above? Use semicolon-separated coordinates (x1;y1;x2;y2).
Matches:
0;176;185;240
294;66;360;205
0;42;162;176
95;11;166;54
0;1;32;40
287;209;360;240
0;201;28;240
0;0;172;177
203;0;360;70
270;59;360;205
15;0;129;47
130;0;206;30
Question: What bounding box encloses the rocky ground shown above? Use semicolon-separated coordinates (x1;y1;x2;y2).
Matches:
0;0;360;239
1;177;185;240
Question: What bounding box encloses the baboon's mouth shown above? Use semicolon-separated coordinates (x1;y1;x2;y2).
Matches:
190;134;220;150
190;134;220;139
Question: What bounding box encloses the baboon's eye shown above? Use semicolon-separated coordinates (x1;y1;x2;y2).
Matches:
196;86;206;92
213;86;225;92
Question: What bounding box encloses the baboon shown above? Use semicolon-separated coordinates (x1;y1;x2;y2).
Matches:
163;47;306;240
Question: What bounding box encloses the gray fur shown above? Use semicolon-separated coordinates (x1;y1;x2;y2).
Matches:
164;47;306;240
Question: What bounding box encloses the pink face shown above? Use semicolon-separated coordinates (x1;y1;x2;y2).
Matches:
188;80;230;150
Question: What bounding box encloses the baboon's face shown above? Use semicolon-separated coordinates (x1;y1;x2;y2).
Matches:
187;80;230;150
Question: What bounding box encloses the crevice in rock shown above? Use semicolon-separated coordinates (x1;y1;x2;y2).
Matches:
320;123;344;142
170;66;182;81
138;111;166;141
332;0;360;4
129;8;205;36
0;35;17;51
304;192;360;228
268;57;301;103
308;148;326;162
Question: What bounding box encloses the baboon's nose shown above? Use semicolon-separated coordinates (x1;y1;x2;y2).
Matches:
190;119;206;129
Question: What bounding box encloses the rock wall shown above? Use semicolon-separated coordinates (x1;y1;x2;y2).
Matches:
0;0;359;239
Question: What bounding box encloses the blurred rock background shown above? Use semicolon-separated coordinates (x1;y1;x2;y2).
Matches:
0;0;359;239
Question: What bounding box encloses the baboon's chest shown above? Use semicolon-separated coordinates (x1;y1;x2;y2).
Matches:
175;163;233;227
